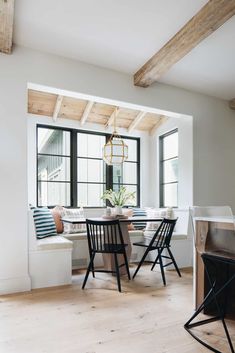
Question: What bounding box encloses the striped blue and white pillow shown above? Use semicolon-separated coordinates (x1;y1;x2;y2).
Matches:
132;208;147;230
32;207;57;239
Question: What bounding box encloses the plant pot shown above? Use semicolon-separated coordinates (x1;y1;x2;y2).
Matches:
115;206;123;215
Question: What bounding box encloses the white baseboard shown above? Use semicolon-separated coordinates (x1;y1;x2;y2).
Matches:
0;275;31;295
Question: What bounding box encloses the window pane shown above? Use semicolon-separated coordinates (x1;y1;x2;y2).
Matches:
78;159;105;183
77;183;105;207
38;182;70;207
113;184;137;206
163;132;178;160
123;163;137;184
163;183;178;207
163;158;178;183
38;155;70;181
124;139;137;161
38;128;70;155
77;133;105;158
113;163;137;185
113;165;123;184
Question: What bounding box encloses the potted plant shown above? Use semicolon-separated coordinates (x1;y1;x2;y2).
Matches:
101;186;136;215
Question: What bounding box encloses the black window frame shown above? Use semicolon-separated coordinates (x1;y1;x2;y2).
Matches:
159;128;178;208
36;124;140;208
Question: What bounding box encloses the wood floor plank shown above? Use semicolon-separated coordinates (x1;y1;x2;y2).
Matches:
0;266;233;353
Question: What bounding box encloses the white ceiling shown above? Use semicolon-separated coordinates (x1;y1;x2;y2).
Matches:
14;0;235;100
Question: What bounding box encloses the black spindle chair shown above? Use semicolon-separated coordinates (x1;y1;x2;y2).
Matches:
82;219;131;292
132;218;181;285
184;206;235;353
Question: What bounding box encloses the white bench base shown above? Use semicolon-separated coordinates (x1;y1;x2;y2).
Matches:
28;208;192;289
28;210;73;289
29;248;72;289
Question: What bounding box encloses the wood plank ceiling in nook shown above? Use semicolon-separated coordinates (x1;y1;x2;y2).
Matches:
28;89;168;135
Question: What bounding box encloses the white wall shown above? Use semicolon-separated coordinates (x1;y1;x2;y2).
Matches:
150;116;193;208
1;45;235;294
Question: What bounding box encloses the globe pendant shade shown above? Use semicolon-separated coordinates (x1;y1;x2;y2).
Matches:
103;135;128;165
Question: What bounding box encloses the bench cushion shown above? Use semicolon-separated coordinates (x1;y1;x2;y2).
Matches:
36;236;73;251
128;230;144;237
62;232;87;241
144;230;187;241
63;230;144;241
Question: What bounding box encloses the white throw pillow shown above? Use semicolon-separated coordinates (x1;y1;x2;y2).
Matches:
62;208;86;234
145;208;162;231
145;207;174;230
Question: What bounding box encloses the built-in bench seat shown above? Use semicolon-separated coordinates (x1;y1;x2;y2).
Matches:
62;232;87;241
28;211;73;289
28;208;192;289
62;230;144;241
36;235;73;251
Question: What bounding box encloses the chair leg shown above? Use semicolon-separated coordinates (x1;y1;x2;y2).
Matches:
167;247;181;277
158;249;166;286
132;247;150;279
185;256;235;353
151;252;160;271
204;257;235;353
82;253;95;289
123;251;131;280
88;249;95;278
114;253;121;292
91;262;95;278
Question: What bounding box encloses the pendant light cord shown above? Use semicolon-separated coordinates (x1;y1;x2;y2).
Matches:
113;107;117;135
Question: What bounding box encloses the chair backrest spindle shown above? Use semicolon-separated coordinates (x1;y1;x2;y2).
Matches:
149;218;177;249
86;219;125;253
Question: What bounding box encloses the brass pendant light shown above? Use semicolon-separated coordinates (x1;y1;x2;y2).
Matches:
103;108;128;165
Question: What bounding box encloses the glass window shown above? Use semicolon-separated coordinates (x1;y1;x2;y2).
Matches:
78;183;105;207
163;132;178;160
113;163;137;185
37;127;140;207
77;159;105;183
112;138;139;206
113;184;137;206
77;133;106;207
38;128;70;155
77;133;105;158
37;127;71;207
38;155;70;181
38;182;70;207
160;130;178;207
123;139;137;162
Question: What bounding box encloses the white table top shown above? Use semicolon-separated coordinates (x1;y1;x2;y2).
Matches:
195;216;235;223
62;216;163;224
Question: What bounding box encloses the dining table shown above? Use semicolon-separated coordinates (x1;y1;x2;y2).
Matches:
62;216;163;275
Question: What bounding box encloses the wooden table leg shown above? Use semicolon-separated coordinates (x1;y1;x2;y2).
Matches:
102;223;132;276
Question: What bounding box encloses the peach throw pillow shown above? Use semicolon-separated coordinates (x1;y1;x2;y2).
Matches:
50;206;64;234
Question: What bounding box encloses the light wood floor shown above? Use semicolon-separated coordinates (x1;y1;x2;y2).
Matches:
0;266;234;353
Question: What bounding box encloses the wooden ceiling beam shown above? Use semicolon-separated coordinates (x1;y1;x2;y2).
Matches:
80;101;94;125
106;107;119;127
229;98;235;110
134;0;235;87
128;111;146;132
0;0;14;54
150;116;168;136
53;95;63;121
